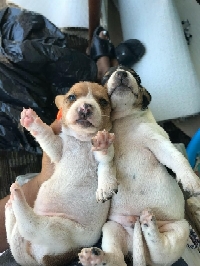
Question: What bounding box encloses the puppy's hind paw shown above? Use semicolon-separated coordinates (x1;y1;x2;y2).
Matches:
78;247;106;266
140;209;156;227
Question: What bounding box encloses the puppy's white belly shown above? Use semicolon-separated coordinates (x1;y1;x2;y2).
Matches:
34;145;110;226
110;144;184;220
34;182;103;225
110;176;184;220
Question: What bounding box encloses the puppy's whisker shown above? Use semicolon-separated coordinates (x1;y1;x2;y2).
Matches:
101;115;110;117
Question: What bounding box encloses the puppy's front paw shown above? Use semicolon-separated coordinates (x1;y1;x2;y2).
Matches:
78;247;106;266
96;182;118;203
20;108;42;135
180;174;200;196
5;198;12;210
92;130;115;154
10;182;25;203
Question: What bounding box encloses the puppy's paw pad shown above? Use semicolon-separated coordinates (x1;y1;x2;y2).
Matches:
92;130;115;153
140;209;156;226
20;108;39;129
78;247;106;266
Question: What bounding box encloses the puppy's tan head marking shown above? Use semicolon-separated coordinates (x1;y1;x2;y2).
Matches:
103;66;151;117
55;82;112;137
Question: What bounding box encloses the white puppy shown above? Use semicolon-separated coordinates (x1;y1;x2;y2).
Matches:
5;81;118;266
79;66;200;266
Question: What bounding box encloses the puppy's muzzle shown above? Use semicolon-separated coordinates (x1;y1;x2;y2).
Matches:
77;103;93;127
116;70;127;82
78;103;92;119
109;70;132;97
114;70;129;87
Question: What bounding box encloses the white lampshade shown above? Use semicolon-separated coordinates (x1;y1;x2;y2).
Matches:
6;0;89;28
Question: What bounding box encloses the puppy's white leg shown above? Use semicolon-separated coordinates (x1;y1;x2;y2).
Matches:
79;221;128;266
5;198;37;265
10;182;89;253
147;132;200;195
5;198;16;244
93;131;118;202
140;209;189;266
20;108;62;163
132;220;146;266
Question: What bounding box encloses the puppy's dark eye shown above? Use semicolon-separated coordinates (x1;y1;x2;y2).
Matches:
67;94;76;102
99;98;109;107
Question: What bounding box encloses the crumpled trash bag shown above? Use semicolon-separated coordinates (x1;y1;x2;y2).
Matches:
0;58;54;153
0;7;68;72
44;51;98;97
0;7;97;84
0;7;97;152
0;101;40;153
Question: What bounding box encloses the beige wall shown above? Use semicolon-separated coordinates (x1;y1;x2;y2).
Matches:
0;0;6;9
175;0;200;83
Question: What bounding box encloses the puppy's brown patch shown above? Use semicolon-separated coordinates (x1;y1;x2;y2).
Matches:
26;241;35;260
43;248;81;266
134;87;152;110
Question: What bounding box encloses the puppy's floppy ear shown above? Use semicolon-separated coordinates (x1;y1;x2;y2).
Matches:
141;87;151;110
55;95;65;109
101;73;110;86
101;66;118;86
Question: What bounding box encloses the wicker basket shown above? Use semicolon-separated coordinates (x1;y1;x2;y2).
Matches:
64;29;88;53
0;150;42;199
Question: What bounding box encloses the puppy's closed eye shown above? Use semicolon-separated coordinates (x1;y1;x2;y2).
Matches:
67;94;76;102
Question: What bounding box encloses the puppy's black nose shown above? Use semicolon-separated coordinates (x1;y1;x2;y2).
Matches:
116;70;127;80
78;103;92;119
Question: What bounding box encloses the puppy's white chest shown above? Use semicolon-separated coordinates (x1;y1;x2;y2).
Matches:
34;136;99;219
59;136;97;177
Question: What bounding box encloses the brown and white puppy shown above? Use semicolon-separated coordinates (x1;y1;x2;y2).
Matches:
5;81;117;266
79;66;200;266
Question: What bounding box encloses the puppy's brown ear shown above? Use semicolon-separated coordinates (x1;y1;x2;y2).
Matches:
101;66;118;86
55;95;65;109
142;87;151;110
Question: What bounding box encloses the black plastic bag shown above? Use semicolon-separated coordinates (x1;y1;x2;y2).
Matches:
0;7;97;87
0;7;67;72
0;7;97;152
44;50;98;97
0;59;55;153
0;101;40;153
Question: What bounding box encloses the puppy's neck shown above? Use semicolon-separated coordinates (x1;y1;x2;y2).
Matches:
60;125;94;142
111;108;155;122
111;108;141;121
